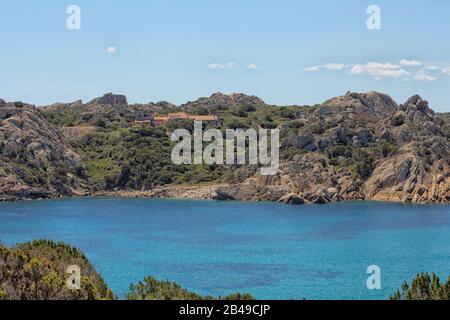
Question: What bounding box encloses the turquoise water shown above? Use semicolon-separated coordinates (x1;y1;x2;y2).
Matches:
0;198;449;300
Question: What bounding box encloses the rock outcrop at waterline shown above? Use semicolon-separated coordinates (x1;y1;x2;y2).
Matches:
1;91;449;204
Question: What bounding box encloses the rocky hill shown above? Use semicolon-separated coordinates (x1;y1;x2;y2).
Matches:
1;91;449;204
215;92;449;204
0;102;89;200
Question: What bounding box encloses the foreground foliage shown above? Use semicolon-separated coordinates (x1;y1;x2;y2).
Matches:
3;240;450;301
391;273;450;300
126;276;254;300
1;240;253;300
0;240;114;300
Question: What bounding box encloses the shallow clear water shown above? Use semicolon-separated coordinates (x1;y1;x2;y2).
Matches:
0;198;449;300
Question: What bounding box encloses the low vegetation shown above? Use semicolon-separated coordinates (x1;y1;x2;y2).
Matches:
0;240;114;300
0;240;253;300
391;273;450;300
126;276;253;300
59;102;309;190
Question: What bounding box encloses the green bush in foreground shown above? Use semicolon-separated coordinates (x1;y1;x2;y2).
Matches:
126;276;254;300
391;273;450;300
0;240;114;300
0;240;253;300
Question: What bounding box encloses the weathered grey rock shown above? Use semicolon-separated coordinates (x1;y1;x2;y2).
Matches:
0;103;89;201
355;129;373;145
318;139;330;149
327;188;338;195
212;190;235;201
278;193;305;205
310;194;330;204
297;134;316;150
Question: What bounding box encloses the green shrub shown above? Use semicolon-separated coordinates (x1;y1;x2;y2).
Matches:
391;273;450;300
0;240;114;300
126;276;254;300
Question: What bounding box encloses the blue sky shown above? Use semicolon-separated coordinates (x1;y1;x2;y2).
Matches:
1;0;450;111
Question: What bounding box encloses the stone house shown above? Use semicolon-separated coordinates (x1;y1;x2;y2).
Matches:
134;112;154;124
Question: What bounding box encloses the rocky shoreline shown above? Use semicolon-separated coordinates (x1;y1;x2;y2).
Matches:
2;182;448;206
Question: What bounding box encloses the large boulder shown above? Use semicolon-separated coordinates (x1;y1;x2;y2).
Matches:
278;193;305;205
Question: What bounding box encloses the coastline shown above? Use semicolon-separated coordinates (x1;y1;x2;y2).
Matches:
2;183;449;205
2;92;449;206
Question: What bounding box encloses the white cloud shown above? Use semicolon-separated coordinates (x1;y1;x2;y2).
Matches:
442;67;450;75
414;70;437;81
303;60;450;81
245;64;259;70
208;63;226;70
400;59;422;66
322;63;346;71
304;66;320;72
350;62;410;79
208;62;258;70
304;63;346;72
106;46;117;54
208;62;237;70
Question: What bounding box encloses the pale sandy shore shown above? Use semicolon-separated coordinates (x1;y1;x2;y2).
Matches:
93;183;231;200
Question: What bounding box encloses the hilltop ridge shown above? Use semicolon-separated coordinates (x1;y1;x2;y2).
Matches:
181;92;267;109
